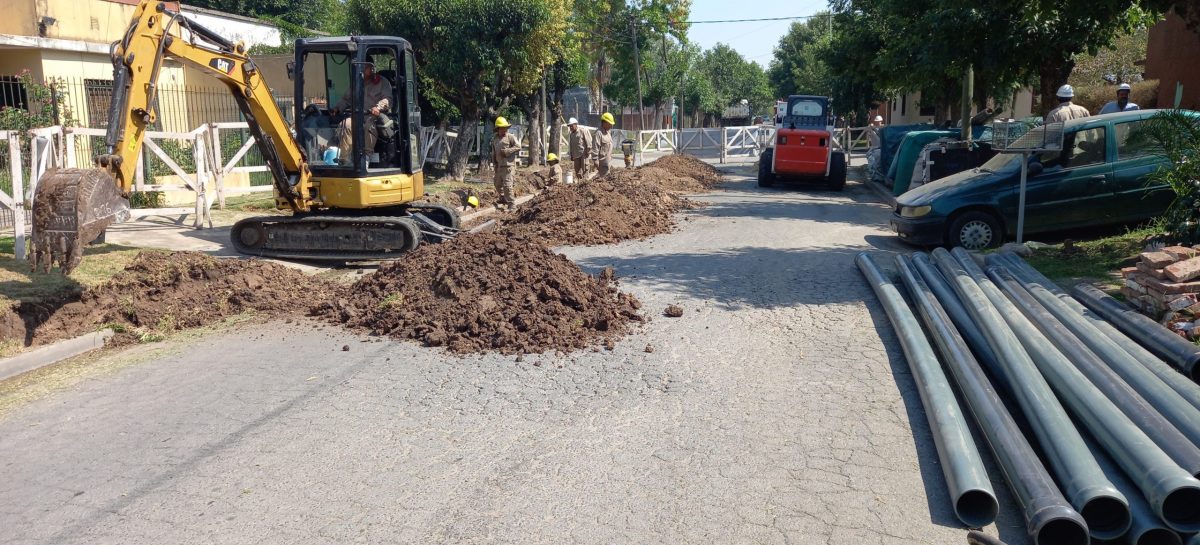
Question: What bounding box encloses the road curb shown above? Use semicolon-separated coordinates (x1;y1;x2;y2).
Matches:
0;329;114;382
864;179;898;208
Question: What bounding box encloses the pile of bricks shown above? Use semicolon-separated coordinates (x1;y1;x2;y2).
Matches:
1121;245;1200;339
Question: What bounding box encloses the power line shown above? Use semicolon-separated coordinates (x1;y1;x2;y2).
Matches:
682;14;830;24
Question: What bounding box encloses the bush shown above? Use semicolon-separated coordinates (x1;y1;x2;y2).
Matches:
1130;110;1200;242
130;191;166;208
1074;80;1159;114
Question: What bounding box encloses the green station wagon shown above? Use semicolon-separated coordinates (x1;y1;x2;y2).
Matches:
890;109;1196;250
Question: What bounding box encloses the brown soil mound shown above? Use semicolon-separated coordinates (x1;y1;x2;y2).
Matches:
645;154;723;188
501;175;696;246
318;232;643;354
622;166;709;193
16;251;328;346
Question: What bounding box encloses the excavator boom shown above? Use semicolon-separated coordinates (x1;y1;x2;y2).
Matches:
31;0;313;273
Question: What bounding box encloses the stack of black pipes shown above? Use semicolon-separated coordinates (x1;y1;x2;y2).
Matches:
857;248;1200;545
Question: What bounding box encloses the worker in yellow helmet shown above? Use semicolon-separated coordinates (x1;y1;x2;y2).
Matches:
592;112;615;177
542;152;563;186
490;116;521;210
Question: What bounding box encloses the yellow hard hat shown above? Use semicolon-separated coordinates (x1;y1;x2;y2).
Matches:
547;152;558;162
467;195;480;208
495;116;511;128
600;112;615;125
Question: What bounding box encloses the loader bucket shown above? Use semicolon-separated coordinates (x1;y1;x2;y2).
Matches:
30;168;130;274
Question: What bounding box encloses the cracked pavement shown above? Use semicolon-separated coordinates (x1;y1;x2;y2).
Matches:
0;168;1024;544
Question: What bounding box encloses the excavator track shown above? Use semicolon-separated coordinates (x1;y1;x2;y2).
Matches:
229;203;483;262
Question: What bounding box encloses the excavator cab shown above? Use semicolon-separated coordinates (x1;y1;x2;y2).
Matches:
294;38;423;180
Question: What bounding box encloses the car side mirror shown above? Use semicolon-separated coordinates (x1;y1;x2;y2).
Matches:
1028;161;1044;176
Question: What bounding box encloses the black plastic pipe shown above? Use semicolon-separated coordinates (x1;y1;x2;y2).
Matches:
989;267;1200;477
950;247;1200;534
993;252;1200;412
896;255;1086;545
910;254;1008;390
1072;283;1200;382
929;248;1129;539
855;253;997;528
985;253;1200;451
1082;433;1183;545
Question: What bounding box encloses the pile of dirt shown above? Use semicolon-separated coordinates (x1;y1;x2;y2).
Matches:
9;251;329;346
645;154;723;189
319;232;643;354
614;166;709;193
501;175;697;246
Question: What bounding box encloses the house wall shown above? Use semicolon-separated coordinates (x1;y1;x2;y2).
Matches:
888;92;935;125
0;0;37;36
36;0;140;44
1146;13;1200;110
0;49;44;80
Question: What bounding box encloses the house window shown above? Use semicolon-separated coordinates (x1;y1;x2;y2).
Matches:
0;76;28;110
901;95;907;116
84;79;114;128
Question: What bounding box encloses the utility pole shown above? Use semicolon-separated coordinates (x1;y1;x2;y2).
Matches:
961;64;973;141
631;17;646;131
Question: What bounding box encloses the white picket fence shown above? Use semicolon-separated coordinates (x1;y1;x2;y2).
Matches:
0;120;804;259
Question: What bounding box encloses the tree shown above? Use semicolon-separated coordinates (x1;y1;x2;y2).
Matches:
575;0;691;127
825;0;1167;119
347;0;567;179
768;13;833;98
1069;25;1150;86
682;44;772;126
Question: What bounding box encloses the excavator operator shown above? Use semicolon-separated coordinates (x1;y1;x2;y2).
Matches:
331;57;392;166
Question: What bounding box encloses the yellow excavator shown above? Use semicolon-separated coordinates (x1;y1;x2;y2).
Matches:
31;0;471;273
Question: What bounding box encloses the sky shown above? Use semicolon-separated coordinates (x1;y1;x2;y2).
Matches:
684;0;830;67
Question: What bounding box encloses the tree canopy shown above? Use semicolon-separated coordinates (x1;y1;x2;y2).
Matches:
768;14;833;99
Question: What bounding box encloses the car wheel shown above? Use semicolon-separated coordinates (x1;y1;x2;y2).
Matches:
827;151;847;191
948;211;1002;250
758;149;775;188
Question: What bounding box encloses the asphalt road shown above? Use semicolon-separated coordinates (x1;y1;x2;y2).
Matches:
0;168;1023;545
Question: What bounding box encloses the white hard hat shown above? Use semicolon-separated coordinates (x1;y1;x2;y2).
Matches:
873;115;883;122
1118;83;1132;91
568;117;579;125
1056;84;1075;98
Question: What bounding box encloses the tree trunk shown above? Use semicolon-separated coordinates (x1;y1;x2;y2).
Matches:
549;64;566;157
448;102;480;181
525;97;542;168
1037;57;1075;116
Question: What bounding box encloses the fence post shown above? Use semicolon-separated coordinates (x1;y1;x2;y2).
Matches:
192;129;211;229
209;124;226;209
64;129;76;168
8;134;26;260
720;127;727;164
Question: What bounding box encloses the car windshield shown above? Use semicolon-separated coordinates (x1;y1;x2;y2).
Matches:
789;100;823;116
977;153;1023;173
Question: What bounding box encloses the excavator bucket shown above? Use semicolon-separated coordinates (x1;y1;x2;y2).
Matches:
30;168;130;274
